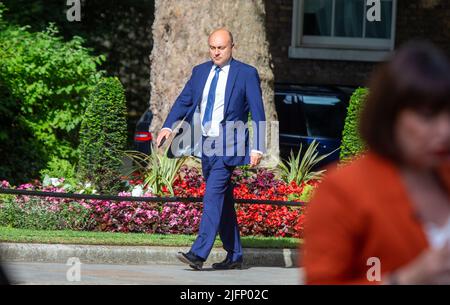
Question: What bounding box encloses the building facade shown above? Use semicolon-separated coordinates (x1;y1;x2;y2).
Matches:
265;0;450;86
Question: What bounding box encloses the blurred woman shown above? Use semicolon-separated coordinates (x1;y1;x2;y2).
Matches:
303;41;450;285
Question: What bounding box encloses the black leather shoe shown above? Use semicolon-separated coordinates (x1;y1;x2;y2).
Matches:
176;251;203;270
212;258;243;270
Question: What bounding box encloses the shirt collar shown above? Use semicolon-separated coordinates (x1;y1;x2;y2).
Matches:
213;58;232;73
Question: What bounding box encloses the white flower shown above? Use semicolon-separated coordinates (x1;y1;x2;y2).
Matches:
50;178;61;187
85;182;92;188
42;175;51;187
132;185;143;197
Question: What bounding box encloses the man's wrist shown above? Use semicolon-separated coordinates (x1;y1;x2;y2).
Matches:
161;127;173;133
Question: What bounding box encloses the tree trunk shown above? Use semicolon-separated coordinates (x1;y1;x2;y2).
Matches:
420;0;441;8
149;0;279;166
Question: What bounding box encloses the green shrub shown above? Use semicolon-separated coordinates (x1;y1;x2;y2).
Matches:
125;147;186;196
0;3;104;184
339;87;368;161
0;194;94;231
39;156;78;186
0;99;49;184
78;77;128;194
278;140;334;186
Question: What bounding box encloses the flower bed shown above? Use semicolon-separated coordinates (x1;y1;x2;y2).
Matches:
0;166;315;238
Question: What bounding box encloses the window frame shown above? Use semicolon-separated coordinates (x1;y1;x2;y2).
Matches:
289;0;398;62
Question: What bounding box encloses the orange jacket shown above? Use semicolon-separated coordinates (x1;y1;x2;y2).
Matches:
303;152;450;285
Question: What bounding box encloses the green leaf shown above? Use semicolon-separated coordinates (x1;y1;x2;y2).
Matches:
278;140;336;185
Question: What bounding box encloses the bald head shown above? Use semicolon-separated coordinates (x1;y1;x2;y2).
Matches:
209;28;234;45
208;28;234;67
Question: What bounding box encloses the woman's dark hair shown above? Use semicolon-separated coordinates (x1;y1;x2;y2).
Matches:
360;41;450;162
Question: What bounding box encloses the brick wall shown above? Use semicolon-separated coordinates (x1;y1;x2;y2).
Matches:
264;0;450;87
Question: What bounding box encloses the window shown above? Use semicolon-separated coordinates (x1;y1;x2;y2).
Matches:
301;95;347;138
275;93;308;136
290;0;397;62
275;92;347;138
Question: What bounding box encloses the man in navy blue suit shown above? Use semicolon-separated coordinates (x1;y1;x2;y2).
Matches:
156;28;266;270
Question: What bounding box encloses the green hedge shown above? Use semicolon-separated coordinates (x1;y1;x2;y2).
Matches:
78;77;128;194
339;87;368;161
0;3;105;184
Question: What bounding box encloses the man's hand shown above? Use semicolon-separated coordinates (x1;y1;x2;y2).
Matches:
156;129;172;148
250;151;263;167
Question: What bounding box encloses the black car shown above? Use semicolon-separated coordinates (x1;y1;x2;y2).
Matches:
133;108;153;155
134;84;354;167
275;84;354;167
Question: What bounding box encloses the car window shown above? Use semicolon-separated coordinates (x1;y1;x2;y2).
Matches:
301;95;347;138
302;95;340;106
275;93;308;136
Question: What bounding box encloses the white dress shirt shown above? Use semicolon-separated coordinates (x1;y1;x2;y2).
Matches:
200;62;229;137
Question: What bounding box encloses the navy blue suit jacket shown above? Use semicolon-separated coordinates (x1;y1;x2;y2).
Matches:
162;58;266;166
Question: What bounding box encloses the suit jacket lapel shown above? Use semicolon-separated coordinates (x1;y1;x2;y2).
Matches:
194;61;213;108
224;59;239;116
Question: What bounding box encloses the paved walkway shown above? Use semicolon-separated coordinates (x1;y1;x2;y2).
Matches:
3;262;303;285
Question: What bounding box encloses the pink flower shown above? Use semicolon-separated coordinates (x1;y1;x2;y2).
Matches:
17;183;34;190
169;220;178;227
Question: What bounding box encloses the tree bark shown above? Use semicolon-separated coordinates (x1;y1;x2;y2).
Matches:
149;0;279;166
420;0;441;8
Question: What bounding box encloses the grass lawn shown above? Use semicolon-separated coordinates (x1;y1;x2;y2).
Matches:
0;227;301;249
